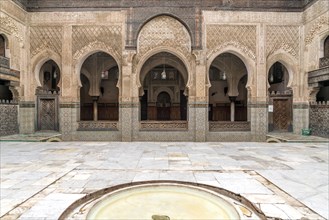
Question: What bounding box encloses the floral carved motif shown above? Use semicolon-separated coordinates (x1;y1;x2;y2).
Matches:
266;25;299;58
30;26;63;58
206;25;256;61
72;25;122;60
305;15;329;45
0;15;23;42
137;16;191;57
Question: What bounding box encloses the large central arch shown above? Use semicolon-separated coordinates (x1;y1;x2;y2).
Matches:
139;52;188;121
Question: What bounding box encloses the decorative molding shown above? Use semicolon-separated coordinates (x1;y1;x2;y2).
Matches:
293;103;309;109
19;101;35;108
209;121;251;131
308;66;329;86
59;103;80;108
30;26;63;58
0;99;18;105
206;25;256;61
0;67;20;79
248;103;268;108
319;57;329;68
0;56;10;69
269;90;293;96
189;103;208;108
266;25;300;59
140;121;188;131
119;103;139;108
122;50;136;66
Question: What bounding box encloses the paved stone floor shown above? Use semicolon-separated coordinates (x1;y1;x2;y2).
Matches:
0;142;328;219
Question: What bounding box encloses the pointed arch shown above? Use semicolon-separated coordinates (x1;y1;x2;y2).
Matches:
266;52;298;90
74;47;121;88
32;50;62;88
135;47;192;95
207;46;256;92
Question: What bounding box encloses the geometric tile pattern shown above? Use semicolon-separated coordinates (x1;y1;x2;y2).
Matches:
309;104;329;138
0;104;18;136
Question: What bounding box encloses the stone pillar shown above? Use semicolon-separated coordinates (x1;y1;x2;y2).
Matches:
120;50;136;141
20;25;36;134
193;50;207;142
250;24;268;141
229;96;237;122
92;96;98;121
61;25;73;99
59;25;76;140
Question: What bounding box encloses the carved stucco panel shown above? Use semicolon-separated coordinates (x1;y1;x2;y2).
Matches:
206;25;256;61
137;16;192;58
30;26;63;58
305;15;329;45
0;14;23;43
266;25;300;59
72;25;122;60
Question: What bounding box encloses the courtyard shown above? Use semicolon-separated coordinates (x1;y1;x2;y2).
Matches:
0;141;328;219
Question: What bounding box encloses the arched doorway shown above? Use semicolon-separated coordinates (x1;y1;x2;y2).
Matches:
208;53;248;122
80;52;119;121
36;60;61;131
140;52;188;121
268;62;293;132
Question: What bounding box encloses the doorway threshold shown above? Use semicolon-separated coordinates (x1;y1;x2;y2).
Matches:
266;132;328;143
0;132;61;142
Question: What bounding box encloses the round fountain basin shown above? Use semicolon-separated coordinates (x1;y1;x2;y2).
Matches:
60;181;265;220
87;184;239;219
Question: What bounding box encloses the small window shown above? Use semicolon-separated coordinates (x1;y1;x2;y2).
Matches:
324;35;329;58
0;35;5;57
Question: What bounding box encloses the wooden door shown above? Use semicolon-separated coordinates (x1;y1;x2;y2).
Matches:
157;107;170;120
37;96;59;131
273;99;291;131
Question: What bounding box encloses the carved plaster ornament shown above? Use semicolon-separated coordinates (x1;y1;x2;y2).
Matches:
30;26;63;58
305;16;329;45
0;15;23;43
206;25;256;61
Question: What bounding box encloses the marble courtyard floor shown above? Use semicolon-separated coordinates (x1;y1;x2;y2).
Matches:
0;142;328;219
